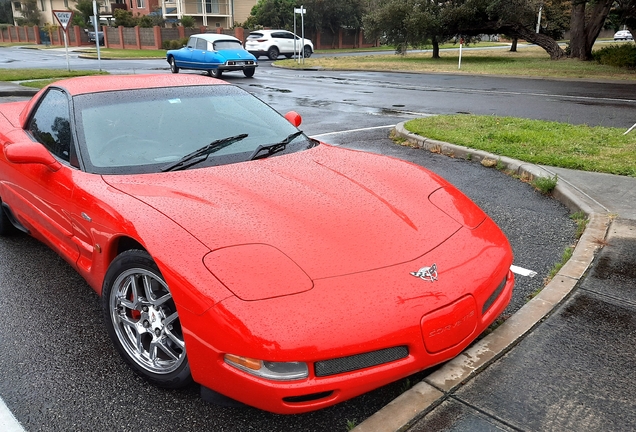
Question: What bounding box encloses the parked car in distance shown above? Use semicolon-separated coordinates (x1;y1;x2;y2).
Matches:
87;30;104;45
166;33;257;78
0;73;515;414
614;30;633;41
245;29;314;60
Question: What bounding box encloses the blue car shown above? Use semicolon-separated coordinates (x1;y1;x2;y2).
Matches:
167;33;258;78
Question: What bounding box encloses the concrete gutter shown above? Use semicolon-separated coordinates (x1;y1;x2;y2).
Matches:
353;122;611;432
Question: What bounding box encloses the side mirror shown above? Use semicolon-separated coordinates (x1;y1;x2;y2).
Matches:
284;111;302;127
4;141;62;172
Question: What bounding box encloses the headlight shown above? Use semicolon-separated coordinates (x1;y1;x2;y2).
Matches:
224;354;309;381
204;244;313;301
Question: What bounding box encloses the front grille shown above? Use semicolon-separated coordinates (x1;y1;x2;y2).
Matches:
482;275;508;314
314;346;409;377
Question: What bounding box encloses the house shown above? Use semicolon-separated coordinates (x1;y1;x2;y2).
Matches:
11;0;257;28
162;0;257;28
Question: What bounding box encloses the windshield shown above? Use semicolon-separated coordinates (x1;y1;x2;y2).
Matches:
72;85;311;174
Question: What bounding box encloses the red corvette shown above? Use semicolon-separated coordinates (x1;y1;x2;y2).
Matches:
0;74;514;414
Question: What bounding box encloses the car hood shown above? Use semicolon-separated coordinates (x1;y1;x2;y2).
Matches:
102;145;461;279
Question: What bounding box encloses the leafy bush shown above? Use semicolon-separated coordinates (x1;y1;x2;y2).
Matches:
180;16;195;28
592;43;636;69
163;37;188;50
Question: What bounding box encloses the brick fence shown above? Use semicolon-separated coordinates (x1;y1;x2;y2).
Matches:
0;25;378;50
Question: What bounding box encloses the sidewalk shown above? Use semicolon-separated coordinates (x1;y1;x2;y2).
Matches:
354;124;636;432
0;81;39;97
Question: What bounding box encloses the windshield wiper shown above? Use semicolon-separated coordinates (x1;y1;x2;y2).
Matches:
248;131;304;161
161;134;248;172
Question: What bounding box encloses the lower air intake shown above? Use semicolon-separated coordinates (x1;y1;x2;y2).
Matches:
314;346;409;377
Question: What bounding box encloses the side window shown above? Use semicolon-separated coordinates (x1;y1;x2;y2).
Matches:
283;32;294;40
272;32;285;39
187;36;196;48
196;38;207;50
27;89;72;163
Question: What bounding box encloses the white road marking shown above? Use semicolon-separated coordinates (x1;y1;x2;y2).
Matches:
0;397;24;432
311;124;397;138
510;265;538;278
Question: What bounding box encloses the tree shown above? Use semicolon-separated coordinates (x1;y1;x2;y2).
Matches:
113;8;137;27
304;0;366;39
74;0;96;28
0;0;13;24
16;0;40;25
611;0;636;40
245;0;366;43
437;0;569;59
364;0;441;56
569;0;614;60
180;15;195;28
245;0;296;30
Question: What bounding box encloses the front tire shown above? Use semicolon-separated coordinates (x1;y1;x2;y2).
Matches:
169;57;179;74
267;46;279;60
209;68;222;78
243;67;255;78
303;45;312;58
102;250;191;389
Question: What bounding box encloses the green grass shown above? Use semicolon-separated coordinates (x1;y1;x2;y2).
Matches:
405;115;636;177
313;41;507;54
571;211;589;239
531;174;558;194
0;42;36;47
279;45;636;81
0;69;107;81
548;246;574;280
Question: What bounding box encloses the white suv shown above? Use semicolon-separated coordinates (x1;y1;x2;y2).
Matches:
245;30;314;60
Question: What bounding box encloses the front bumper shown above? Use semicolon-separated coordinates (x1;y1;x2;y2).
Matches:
218;60;257;72
180;218;514;414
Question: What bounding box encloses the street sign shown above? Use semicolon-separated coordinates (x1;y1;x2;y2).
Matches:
294;8;306;13
53;10;74;30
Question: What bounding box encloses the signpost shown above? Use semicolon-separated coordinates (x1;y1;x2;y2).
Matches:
92;0;102;71
293;6;306;64
53;10;73;71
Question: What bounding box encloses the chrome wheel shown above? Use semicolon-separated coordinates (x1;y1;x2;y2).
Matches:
110;267;185;374
103;250;191;388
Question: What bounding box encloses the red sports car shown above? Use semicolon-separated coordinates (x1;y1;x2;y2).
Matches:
0;74;514;414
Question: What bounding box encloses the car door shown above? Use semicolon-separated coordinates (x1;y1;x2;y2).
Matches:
272;31;292;54
175;36;197;68
1;88;80;265
191;37;216;70
282;31;296;54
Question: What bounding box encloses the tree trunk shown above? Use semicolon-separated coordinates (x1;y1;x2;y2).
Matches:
569;0;614;60
432;36;440;59
510;38;518;52
505;24;566;60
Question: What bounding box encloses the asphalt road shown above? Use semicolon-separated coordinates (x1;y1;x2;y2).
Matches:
1;45;626;431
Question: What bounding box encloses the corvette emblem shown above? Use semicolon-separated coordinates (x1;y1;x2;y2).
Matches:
410;264;438;282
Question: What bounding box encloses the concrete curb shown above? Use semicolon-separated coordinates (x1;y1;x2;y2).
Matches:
353;123;611;432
